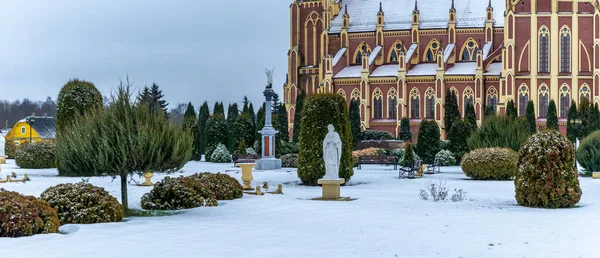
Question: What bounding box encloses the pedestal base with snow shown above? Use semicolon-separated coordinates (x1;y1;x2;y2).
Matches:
312;178;350;201
593;172;600;179
0;156;5;164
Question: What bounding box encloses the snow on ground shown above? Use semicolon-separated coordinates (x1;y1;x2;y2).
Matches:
0;159;599;258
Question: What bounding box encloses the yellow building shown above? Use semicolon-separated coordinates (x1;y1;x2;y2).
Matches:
6;116;56;145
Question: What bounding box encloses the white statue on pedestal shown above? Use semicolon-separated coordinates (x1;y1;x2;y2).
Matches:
0;133;5;158
323;124;342;179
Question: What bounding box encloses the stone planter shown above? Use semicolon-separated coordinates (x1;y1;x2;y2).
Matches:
236;163;256;190
0;156;5;164
141;172;154;186
593;172;600;179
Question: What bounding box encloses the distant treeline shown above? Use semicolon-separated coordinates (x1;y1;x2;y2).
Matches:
0;97;57;130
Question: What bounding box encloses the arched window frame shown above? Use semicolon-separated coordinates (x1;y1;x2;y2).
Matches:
410;88;420;119
560;26;571;73
387;88;398;119
486;87;498;112
463;87;474;113
372;88;383;119
337;89;346;101
351;88;361;100
580;84;591;103
388;41;406;63
559;84;570;118
538;84;549;118
459;38;479;61
425;87;435;119
423;39;441;62
354;42;372;64
518;84;529;117
539;26;550;73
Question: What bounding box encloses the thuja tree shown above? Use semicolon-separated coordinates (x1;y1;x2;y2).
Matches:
196;101;210;156
444;90;461;134
505;100;518;118
233;114;255;153
566;100;578;143
464;102;478;131
57;83;192;211
182;102;196;130
399;117;412;142
349;99;362;145
526;101;536;134
484;105;496;120
297;94;353;185
416;120;441;163
276;103;289;142
205;114;229;159
579;97;592;140
292;90;306;142
227;103;239;151
546;99;559;130
448;119;471;162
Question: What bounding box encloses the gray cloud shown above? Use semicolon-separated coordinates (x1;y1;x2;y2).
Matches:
0;0;289;111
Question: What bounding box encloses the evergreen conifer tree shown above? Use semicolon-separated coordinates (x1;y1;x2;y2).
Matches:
256;102;266;141
349;99;362;145
248;102;256;145
505;99;518;118
272;93;280;114
448;119;471;162
566;100;579;143
546;99;559;130
242;96;250;115
292;91;306;142
182;102;196;130
484;105;496;120
137;83;169;118
183;102;200;160
465;102;478;131
579;97;591;139
416;120;441;163
276;103;289;141
595;103;600;131
526;101;537;134
197;101;210;155
444;90;461;135
226;103;239;151
399;117;412;142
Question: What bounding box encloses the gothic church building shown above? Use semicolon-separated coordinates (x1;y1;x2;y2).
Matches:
283;0;600;140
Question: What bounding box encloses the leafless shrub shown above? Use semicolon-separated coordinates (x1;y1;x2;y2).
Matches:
451;189;467;202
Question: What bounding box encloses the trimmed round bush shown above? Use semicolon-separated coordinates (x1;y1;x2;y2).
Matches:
40;183;124;225
16;141;56;168
0;189;60;238
400;143;420;166
577;130;600;173
281;154;298;168
210;143;232;163
467;115;532;152
515;131;582;208
435;150;456;166
189;173;243;200
461;148;518;180
297;94;354;185
141;175;218;210
56;78;103;131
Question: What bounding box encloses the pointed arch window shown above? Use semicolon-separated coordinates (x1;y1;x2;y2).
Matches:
389;42;406;63
410;88;420;119
560;27;571;73
337;89;346;101
460;38;479;61
423;40;441;62
580;84;591;103
538;85;549;117
539;27;549;73
425;88;435;119
486;87;498;112
351;89;361;100
387;88;398;119
463;87;474;113
559;85;570;118
373;88;383;119
518;85;529;117
354;43;372;64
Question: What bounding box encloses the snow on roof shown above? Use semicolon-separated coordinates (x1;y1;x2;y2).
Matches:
369;46;382;65
371;64;398;77
333;65;363;78
444;43;455;63
333;48;347;66
405;43;418;63
330;0;504;34
445;62;477;75
484;62;502;75
482;41;493;59
406;63;437;76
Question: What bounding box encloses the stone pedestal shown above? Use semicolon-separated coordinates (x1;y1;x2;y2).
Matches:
237;163;256;190
593;172;600;179
141;172;154;186
256;158;282;170
0;156;5;164
317;178;345;199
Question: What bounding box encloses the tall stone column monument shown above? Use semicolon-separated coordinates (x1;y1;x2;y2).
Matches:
256;68;282;170
0;132;6;164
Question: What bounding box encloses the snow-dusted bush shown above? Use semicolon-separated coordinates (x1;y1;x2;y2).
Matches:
435;150;456;166
40;183;124;225
0;189;59;238
461;148;518;180
398;147;421;166
189;173;243;200
281;154;298;168
15;141;56;169
359;130;394;140
245;147;257;155
56;78;103;131
5;136;16;159
210;143;232;163
576;130;600;173
515;131;581;208
141;176;218;210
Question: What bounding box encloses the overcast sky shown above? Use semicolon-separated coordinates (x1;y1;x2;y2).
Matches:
0;0;290;111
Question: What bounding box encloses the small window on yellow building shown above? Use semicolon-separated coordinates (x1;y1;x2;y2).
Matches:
21;126;26;134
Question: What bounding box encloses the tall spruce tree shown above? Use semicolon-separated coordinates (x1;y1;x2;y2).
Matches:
566;100;579;143
292;91;306;142
546;99;559;130
579;96;592;140
272;93;280;114
505;99;518;118
349;99;362;145
137;83;169;117
444;90;461;135
276;103;289;141
256;102;266;142
182;102;196;130
242;96;250;114
464;102;477;131
197;101;210;155
399;117;412;142
213;102;225;116
526;100;537;134
227;103;239;151
248;102;256;145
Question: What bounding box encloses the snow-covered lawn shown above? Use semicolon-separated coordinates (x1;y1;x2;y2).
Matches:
1;159;599;258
